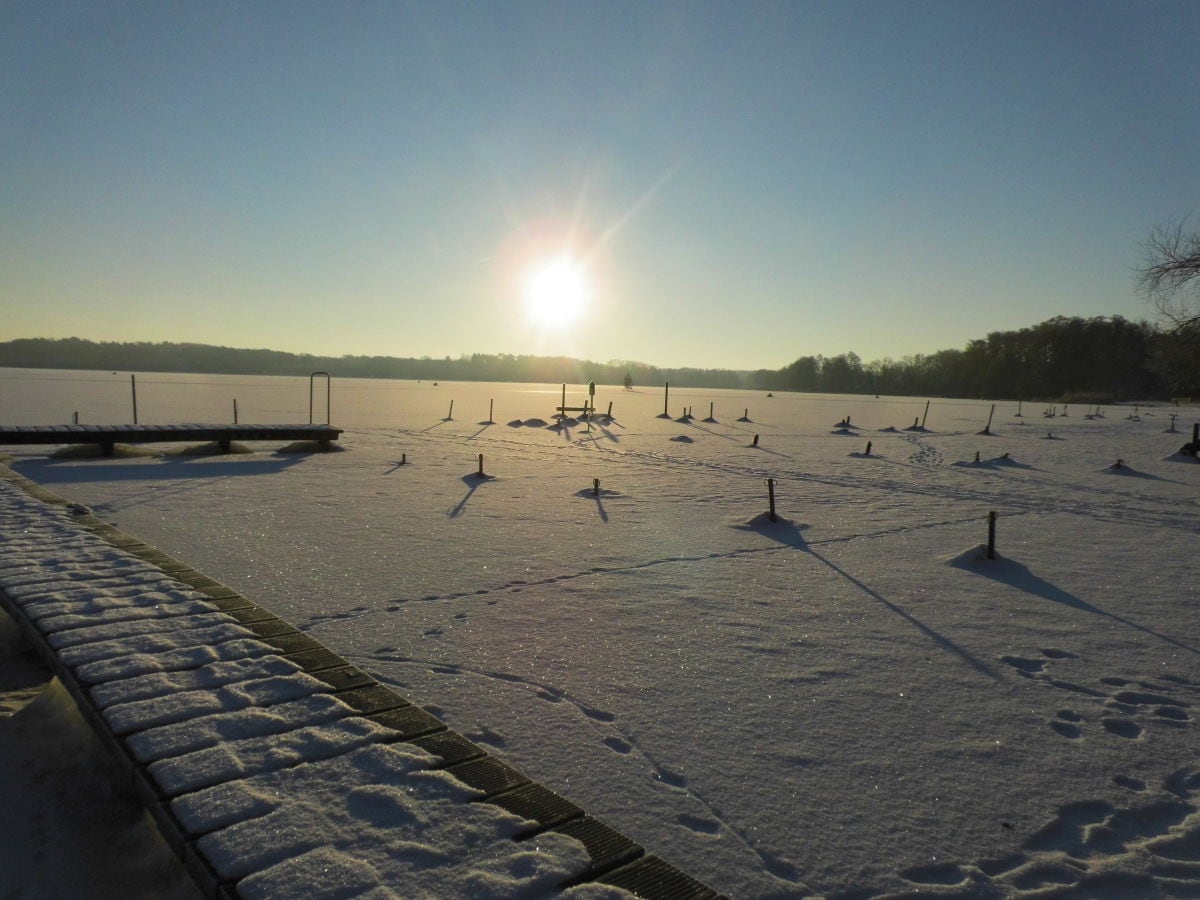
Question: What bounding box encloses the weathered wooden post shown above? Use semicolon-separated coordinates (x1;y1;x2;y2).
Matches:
921;400;930;429
663;382;669;416
489;399;494;423
709;402;714;419
477;453;484;477
593;478;600;497
130;374;138;424
72;411;78;425
447;400;454;420
765;478;777;522
401;452;406;465
752;434;759;447
561;383;567;416
983;403;995;434
233;399;239;424
987;511;997;559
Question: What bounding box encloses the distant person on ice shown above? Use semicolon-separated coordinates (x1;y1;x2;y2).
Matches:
623;372;633;391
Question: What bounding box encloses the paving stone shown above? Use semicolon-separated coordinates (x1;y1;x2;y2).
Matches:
555;816;643;880
446;755;530;798
599;855;726;899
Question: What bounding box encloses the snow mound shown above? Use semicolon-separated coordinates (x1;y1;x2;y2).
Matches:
945;544;1001;568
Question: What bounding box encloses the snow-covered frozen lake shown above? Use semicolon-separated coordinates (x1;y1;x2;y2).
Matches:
3;368;1199;898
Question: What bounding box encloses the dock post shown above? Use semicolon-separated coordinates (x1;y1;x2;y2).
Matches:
765;478;777;522
987;511;997;559
921;400;930;429
131;374;138;425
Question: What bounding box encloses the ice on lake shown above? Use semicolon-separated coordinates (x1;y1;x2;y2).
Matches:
3;369;1200;897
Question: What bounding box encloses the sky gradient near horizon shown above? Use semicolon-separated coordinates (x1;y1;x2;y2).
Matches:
3;1;1198;371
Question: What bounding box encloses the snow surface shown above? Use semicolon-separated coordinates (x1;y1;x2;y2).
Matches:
3;370;1200;897
0;469;609;898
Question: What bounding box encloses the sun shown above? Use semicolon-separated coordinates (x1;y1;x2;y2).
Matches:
523;257;589;328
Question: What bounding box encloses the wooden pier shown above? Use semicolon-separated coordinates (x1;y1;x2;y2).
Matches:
0;423;343;455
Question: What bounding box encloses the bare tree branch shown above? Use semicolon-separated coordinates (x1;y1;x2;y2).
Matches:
1138;218;1200;333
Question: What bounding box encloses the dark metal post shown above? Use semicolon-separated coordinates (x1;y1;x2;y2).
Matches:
766;478;777;522
478;453;484;477
987;511;997;559
309;372;332;424
663;382;669;417
233;399;239;424
131;374;138;424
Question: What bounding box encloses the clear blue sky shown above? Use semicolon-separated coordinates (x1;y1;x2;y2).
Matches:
3;1;1198;370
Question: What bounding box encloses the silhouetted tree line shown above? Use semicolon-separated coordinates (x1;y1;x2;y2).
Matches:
756;316;1192;401
1;315;1193;400
0;338;748;390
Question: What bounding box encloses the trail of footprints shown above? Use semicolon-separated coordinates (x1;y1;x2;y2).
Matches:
362;645;807;887
894;767;1200;897
1000;647;1198;742
881;651;1200;895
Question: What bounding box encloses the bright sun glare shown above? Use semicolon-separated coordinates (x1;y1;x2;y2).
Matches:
524;258;588;328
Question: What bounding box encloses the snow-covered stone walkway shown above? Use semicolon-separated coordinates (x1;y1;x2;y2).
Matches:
0;469;720;899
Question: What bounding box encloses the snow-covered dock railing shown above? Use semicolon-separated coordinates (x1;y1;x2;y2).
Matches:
0;466;721;900
0;423;343;455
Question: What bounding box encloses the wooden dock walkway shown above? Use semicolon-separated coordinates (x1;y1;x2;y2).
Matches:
0;424;343;455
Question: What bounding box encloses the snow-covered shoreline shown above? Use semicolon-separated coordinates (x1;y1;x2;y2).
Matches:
0;469;703;898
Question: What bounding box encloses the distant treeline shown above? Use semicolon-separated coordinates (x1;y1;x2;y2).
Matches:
758;315;1186;402
0;315;1192;401
0;337;747;390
